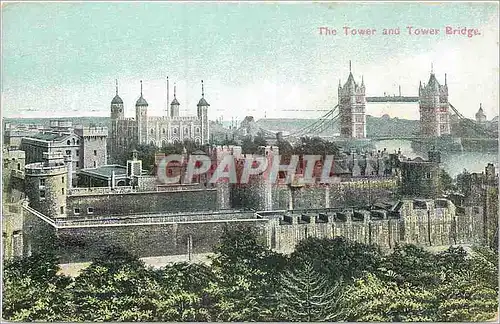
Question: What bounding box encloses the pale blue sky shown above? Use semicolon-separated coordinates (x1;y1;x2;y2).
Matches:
2;2;498;120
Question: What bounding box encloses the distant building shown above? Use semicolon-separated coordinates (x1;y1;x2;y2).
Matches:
338;62;366;138
475;103;487;123
419;71;451;137
400;150;441;198
108;79;210;163
19;120;108;175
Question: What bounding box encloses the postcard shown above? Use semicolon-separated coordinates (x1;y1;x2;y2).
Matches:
2;1;498;322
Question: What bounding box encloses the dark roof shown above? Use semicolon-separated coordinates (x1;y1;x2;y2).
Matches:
427;73;440;89
171;98;180;105
136;95;148;106
111;95;123;104
79;165;127;179
197;97;210;106
344;72;357;88
26;132;70;142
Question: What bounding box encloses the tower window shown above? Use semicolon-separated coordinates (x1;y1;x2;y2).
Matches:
62;188;65;195
76;150;79;157
196;127;200;134
62;176;65;184
39;178;46;187
93;161;96;168
39;190;46;199
66;150;71;156
74;208;80;215
94;150;97;156
67;140;71;145
17;163;20;170
162;129;166;134
87;207;94;214
60;206;64;214
151;129;154;134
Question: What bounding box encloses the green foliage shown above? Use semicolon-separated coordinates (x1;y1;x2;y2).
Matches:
439;168;455;192
208;224;286;321
291;236;383;282
2;233;498;322
293;136;340;156
340;273;437;322
70;248;159;321
241;134;268;154
382;244;442;288
276;261;344;321
2;252;73;322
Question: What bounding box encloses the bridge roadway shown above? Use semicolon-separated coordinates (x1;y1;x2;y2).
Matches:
365;96;419;103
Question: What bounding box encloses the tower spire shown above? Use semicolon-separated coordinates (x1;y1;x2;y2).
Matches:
349;60;352;73
201;79;204;97
445;73;447;85
115;79;118;95
174;83;177;98
140;80;143;96
431;63;434;74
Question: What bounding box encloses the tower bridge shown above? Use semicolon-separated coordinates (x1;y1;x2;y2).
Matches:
258;63;496;148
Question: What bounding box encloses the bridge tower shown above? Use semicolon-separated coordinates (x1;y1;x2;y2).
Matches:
419;69;451;137
338;62;366;138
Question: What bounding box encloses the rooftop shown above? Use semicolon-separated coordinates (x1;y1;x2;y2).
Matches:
25;132;71;142
78;165;127;179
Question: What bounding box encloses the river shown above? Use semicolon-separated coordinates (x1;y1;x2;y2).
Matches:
374;140;498;177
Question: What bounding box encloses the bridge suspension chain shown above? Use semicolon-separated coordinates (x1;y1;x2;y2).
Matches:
280;104;340;138
449;103;496;138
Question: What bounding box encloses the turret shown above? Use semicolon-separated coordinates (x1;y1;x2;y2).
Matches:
135;80;148;144
110;79;124;120
475;103;487;123
197;80;210;144
170;83;180;118
338;61;366;138
419;65;450;137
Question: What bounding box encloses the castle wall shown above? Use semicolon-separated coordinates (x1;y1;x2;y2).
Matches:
233;177;398;211
66;189;219;217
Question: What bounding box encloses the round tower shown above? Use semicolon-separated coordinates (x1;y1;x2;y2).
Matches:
197;80;210;144
24;151;69;218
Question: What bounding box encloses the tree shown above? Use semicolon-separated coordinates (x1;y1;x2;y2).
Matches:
340;273;436;322
2;252;74;322
276;261;344;322
439;169;455;192
433;271;498;322
382;244;441;288
208;224;286;321
136;144;157;173
70;247;159;321
291;236;383;282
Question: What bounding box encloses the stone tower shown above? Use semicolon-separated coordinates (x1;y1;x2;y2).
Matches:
197;80;210;144
338;62;366;138
136;80;149;144
170;83;180;118
110;79;124;120
419;69;451;137
24;151;70;217
109;80;124;161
